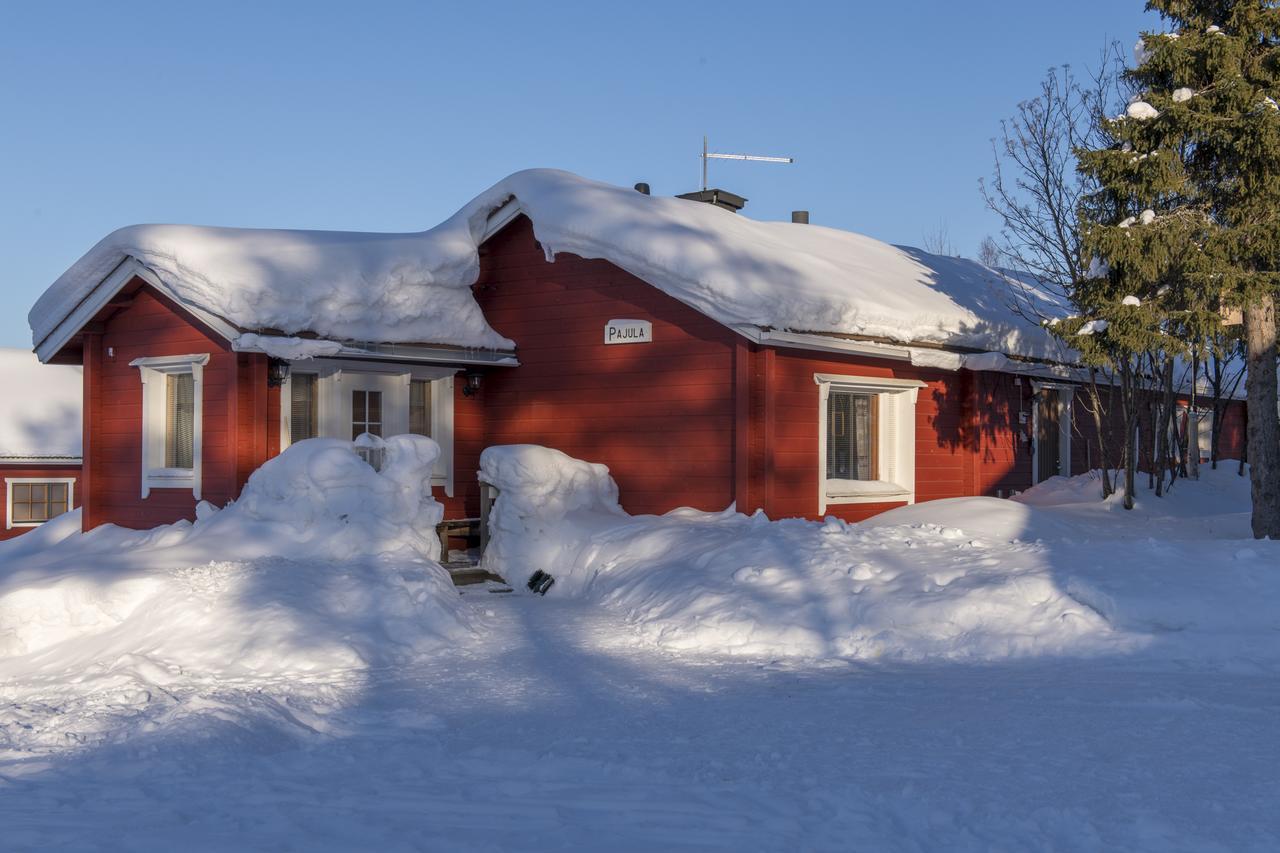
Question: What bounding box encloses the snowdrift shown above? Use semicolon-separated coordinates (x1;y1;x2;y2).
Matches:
480;447;1280;665
479;446;1127;661
0;436;469;751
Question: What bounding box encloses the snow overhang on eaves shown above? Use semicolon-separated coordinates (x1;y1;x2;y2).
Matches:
34;256;518;368
34;257;240;363
232;336;519;367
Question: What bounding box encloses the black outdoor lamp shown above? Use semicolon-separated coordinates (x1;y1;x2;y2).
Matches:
462;370;483;397
267;358;291;388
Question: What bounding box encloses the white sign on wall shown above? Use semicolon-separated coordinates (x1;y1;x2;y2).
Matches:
604;319;653;345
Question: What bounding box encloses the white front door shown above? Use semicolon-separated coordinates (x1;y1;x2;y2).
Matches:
338;372;407;441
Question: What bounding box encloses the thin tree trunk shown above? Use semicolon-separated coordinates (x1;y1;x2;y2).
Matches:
1086;367;1113;498
1243;294;1280;539
1182;348;1192;473
1210;356;1222;469
1154;354;1175;498
1121;358;1138;510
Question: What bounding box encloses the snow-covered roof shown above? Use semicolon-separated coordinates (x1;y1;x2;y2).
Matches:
0;348;82;461
31;169;1073;362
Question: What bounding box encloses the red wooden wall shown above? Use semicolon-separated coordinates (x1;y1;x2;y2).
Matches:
742;348;1035;522
461;217;1045;523
0;463;82;541
1069;385;1248;478
465;216;740;518
81;283;276;531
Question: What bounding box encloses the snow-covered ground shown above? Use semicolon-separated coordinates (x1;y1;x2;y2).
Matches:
480;446;1280;667
1;445;1277;851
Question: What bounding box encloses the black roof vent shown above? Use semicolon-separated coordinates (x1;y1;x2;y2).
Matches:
675;188;747;213
634;182;651;195
791;210;810;224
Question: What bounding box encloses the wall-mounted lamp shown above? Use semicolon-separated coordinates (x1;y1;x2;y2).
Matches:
267;358;291;388
462;370;484;397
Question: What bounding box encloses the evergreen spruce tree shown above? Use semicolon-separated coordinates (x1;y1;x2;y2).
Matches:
1084;2;1280;536
1068;63;1210;508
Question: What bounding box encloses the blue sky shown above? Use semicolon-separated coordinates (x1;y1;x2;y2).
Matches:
0;0;1158;349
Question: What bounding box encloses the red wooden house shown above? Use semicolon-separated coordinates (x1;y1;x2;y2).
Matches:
0;348;82;539
27;169;1247;542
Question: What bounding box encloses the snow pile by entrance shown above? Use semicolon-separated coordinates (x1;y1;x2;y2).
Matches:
0;436;469;752
479;446;1125;661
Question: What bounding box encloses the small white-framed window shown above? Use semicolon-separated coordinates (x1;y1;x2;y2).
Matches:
5;478;75;529
815;373;925;513
131;354;209;499
351;389;384;439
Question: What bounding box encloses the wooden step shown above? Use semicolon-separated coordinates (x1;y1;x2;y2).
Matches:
447;565;507;587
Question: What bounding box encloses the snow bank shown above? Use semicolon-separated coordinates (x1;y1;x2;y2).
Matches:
0;347;82;459
479;445;625;594
481;446;1280;666
33;170;1072;360
0;437;468;750
479;446;1124;661
224;434;446;561
860;496;1077;541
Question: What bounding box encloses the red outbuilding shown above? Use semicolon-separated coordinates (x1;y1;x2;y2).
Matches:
26;170;1247;549
0;348;82;540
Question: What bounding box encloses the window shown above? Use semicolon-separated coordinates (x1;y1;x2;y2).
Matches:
815;373;925;512
410;379;432;437
131;354;209;499
827;392;878;481
290;373;318;444
277;368;458;497
6;478;74;529
352;389;383;439
165;372;195;469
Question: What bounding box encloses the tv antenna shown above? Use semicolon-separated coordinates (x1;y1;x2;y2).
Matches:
701;135;794;190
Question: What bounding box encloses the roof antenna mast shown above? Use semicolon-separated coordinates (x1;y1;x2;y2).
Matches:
701;135;794;190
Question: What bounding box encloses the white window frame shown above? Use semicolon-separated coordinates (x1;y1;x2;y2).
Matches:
131;354;209;499
1030;381;1074;483
5;477;76;529
815;373;925;513
279;362;457;497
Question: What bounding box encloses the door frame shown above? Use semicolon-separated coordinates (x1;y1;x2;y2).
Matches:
1031;381;1074;483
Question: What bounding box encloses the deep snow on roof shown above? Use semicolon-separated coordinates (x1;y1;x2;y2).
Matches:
0;348;82;459
30;169;1073;360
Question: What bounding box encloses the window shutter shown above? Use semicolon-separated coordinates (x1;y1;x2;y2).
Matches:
880;393;898;485
410;380;432;437
290;374;317;443
165;372;195;469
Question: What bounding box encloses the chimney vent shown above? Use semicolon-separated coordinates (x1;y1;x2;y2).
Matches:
634;182;651;195
791;210;810;224
675;188;747;213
